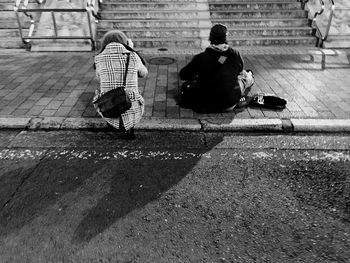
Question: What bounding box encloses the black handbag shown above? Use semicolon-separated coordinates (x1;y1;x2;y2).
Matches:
249;93;287;109
179;75;198;109
94;53;131;118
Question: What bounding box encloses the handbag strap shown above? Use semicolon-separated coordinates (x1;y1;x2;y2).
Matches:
122;53;130;87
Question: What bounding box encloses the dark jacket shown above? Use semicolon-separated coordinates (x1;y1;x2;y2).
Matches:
179;46;244;112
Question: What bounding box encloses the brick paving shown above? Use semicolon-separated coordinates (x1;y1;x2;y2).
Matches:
0;47;349;121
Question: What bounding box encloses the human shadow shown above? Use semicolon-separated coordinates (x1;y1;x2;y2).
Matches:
0;157;109;237
72;134;224;244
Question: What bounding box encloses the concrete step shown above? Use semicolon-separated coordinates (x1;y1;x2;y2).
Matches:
99;10;209;19
97;0;313;48
120;38;202;49
99;19;211;28
212;18;309;27
99;18;309;29
0;38;26;48
209;1;302;10
228;27;313;37
31;40;93;52
97;28;205;39
324;35;350;48
103;0;298;2
0;0;36;2
0;10;35;21
100;2;200;10
0;19;30;29
98;27;312;39
209;0;299;2
0;10;17;19
103;0;198;1
100;1;301;10
99;35;316;49
0;28;29;37
99;9;307;20
0;3;36;10
227;36;316;46
210;10;307;19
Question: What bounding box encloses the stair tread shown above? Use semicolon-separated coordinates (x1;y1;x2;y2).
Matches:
102;0;298;2
100;9;304;13
104;0;297;2
129;36;316;40
101;17;308;21
98;0;314;48
99;26;312;31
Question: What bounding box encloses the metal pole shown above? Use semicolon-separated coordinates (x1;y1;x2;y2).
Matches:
86;10;95;50
51;11;58;37
15;11;25;43
323;1;335;43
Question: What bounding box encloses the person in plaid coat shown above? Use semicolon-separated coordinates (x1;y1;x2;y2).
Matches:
93;30;148;139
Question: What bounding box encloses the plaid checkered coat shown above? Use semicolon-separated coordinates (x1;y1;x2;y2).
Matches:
93;43;148;130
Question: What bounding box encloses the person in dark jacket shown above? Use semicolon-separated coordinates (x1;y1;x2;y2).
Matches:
179;23;254;113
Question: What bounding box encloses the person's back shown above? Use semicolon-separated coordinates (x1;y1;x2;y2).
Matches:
93;30;148;140
180;46;243;112
179;24;253;113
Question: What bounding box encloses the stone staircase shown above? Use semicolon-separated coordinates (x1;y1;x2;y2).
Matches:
97;0;211;49
0;0;318;51
97;0;316;50
0;0;35;49
210;0;315;46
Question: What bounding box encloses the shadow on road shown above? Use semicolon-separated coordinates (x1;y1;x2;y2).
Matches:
0;132;225;244
71;134;225;244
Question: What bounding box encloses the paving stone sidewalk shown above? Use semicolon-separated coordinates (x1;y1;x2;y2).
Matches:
0;47;349;123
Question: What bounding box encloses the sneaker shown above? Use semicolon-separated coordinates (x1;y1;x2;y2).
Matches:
236;96;251;108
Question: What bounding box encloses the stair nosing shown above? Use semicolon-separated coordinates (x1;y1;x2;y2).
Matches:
98;26;312;31
100;9;305;13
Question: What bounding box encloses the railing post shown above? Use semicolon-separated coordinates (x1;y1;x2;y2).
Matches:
14;10;25;43
13;2;100;50
51;11;58;37
86;9;95;50
28;19;35;39
322;0;335;45
300;0;309;10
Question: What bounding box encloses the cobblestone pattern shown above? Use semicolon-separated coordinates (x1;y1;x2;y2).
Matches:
0;49;349;119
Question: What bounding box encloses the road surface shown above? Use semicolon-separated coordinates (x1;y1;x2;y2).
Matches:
0;130;349;263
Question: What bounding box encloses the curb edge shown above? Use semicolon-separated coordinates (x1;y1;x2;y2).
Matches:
1;117;350;133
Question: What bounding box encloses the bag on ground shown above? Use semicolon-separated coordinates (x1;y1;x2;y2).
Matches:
179;76;198;109
249;93;287;109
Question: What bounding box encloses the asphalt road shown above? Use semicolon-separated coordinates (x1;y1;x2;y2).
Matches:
0;130;349;263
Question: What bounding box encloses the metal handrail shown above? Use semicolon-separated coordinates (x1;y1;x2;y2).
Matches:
14;0;101;50
311;0;335;47
14;0;37;46
300;0;310;10
87;0;102;20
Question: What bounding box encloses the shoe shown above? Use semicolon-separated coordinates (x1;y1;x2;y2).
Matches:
246;69;253;75
236;96;251;108
123;128;136;140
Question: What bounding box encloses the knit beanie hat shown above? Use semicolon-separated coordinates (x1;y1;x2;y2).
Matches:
209;24;228;44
